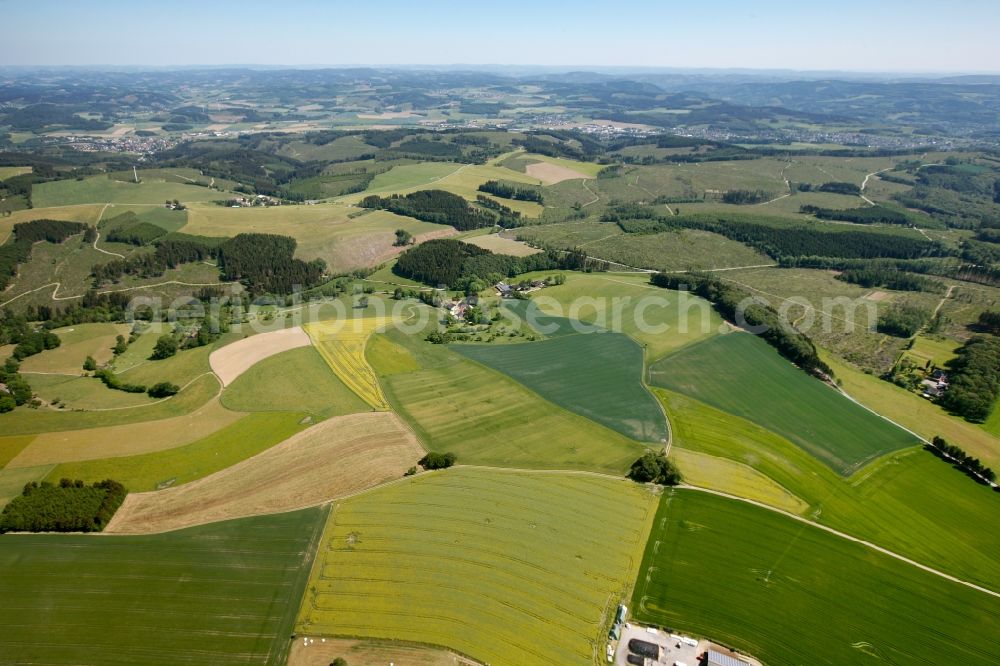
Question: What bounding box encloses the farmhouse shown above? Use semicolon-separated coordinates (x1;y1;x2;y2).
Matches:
494;279;550;298
448;300;470;319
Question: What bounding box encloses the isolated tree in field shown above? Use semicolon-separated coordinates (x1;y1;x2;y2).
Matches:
419;452;456;470
628;451;682;486
330;658;347;666
151;334;178;360
394;228;413;246
113;334;128;355
82;355;96;372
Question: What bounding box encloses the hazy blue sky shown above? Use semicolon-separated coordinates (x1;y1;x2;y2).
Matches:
0;0;996;72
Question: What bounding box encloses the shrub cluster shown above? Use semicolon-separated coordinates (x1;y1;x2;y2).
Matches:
419;452;456;470
94;368;147;394
12;330;60;360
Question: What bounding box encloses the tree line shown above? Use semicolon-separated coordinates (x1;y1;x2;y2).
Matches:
807;181;862;195
609;207;940;261
392;238;588;292
978;310;1000;335
721;189;773;205
927;436;997;486
0;358;31;412
478;180;544;203
11;329;61;360
475;195;523;227
1;219;86;290
103;212;169;246
0;479;127;533
217;233;326;294
939;335;1000;422
800;204;913;225
876;302;931;337
650;272;832;376
360;190;497;231
836;264;946;293
91;235;221;285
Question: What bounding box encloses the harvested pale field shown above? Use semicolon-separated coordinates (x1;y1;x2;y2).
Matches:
105;412;423;534
289;638;464;666
526;161;593;184
6;391;242;468
209;325;311;386
464;233;542;257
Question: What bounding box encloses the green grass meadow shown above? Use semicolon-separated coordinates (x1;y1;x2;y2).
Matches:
0;507;328;665
454;331;668;443
44;410;307;491
632;490;1000;666
661;389;1000;590
33;174;228;207
650;332;917;474
523;273;724;361
0;373;220;436
379;330;647;474
298;468;657;665
221;346;369;420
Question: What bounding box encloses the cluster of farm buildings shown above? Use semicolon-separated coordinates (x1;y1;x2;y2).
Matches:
608;604;758;666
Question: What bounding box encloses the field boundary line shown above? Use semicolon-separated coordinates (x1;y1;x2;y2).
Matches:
679;485;1000;599
448;339;667;445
